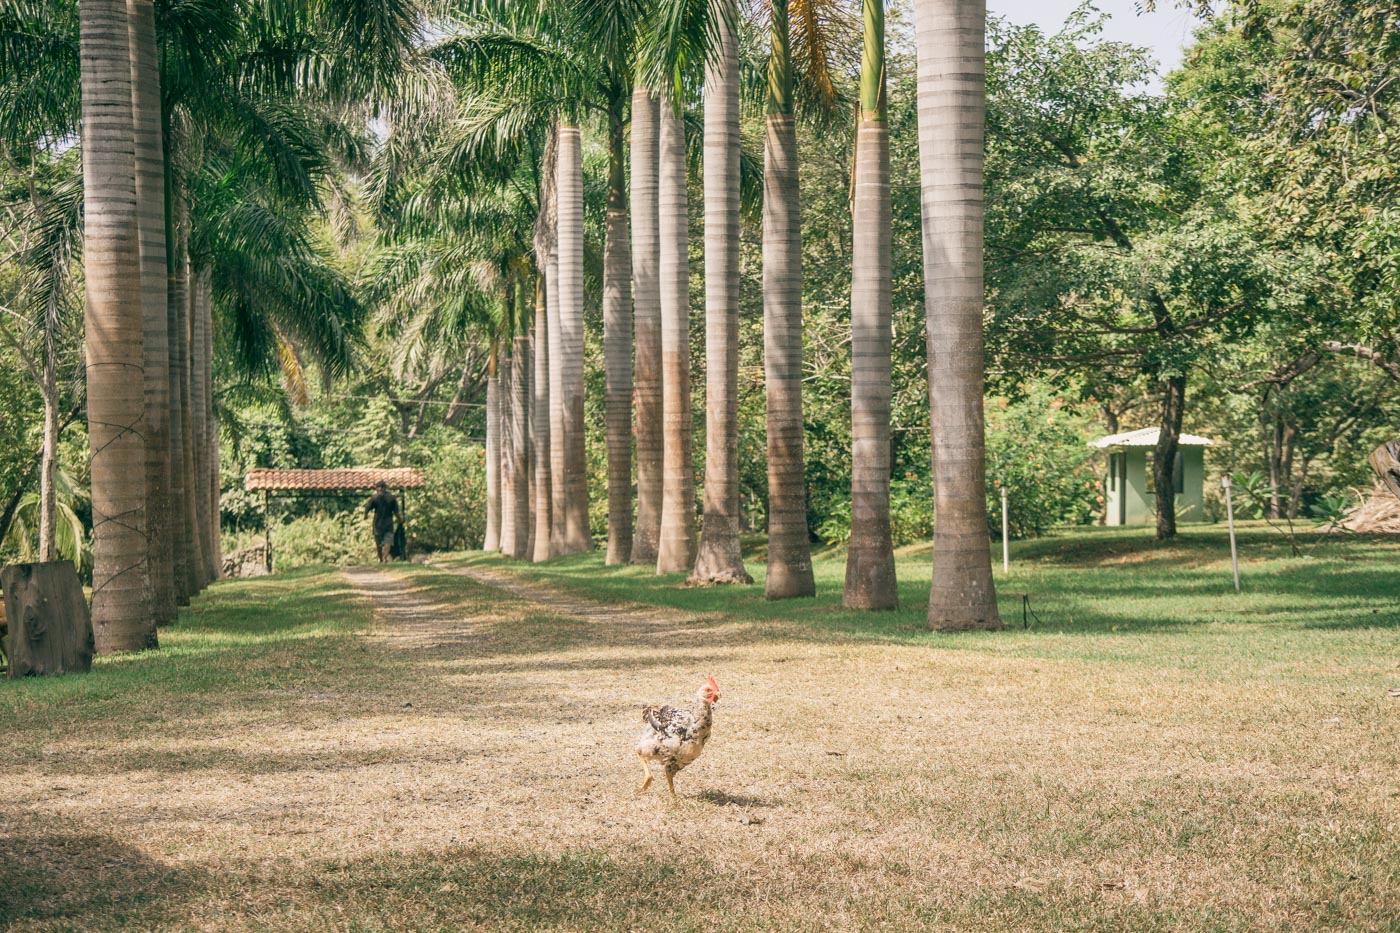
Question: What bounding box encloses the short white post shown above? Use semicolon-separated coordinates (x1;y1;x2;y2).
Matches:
1001;485;1010;574
1222;475;1240;592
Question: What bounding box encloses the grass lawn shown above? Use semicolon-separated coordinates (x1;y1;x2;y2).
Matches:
2;525;1398;931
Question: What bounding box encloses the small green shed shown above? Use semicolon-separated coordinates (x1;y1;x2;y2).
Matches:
1090;428;1214;526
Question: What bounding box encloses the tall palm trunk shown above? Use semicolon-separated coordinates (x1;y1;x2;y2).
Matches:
914;0;1001;631
547;249;565;555
604;99;635;564
531;274;552;561
129;0;175;622
556;122;591;553
484;340;501;551
169;207;194;602
38;270;60;562
693;0;751;585
630;87;663;565
169;177;194;602
656;85;697;574
506;332;523;554
202;268;219;581
844;0;897;610
760;0;811;598
80;0;155;651
190;262;212;592
509;326;531;560
524;318;536;559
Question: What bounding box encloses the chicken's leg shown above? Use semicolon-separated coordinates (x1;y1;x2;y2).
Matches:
665;770;676;797
636;754;653;794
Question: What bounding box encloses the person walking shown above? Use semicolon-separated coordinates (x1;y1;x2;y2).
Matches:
365;481;403;563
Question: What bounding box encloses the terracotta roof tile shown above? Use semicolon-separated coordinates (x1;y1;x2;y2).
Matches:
245;468;426;491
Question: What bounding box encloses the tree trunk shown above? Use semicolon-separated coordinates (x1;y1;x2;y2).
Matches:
547;247;565;555
524;314;536;560
914;0;1001;631
1152;374;1185;540
129;0;175;624
604;101;635;565
192;263;215;591
3;561;94;678
694;0;752;586
630;87;663;566
80;0;156;651
38;268;61;563
509;329;531;560
556;122;591;554
167;179;192;604
844;0;897;610
203;272;219;582
656;85;697;574
532;274;553;562
484;341;501;551
506;332;523;551
758;0;809;597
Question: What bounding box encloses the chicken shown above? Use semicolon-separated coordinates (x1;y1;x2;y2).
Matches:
635;677;720;796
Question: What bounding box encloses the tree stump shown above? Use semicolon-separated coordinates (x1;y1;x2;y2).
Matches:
1;560;94;678
1370;438;1400;501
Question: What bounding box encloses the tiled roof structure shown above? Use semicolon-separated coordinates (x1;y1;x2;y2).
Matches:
1089;428;1214;449
244;467;426;491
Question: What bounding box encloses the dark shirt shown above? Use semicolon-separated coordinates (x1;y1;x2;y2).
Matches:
365;490;401;535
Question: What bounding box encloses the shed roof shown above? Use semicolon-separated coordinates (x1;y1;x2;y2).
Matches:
1089;427;1214;449
244;467;426;492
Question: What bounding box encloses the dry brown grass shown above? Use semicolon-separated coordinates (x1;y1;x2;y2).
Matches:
2;557;1397;931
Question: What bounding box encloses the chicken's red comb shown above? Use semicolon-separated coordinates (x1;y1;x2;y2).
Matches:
705;676;719;692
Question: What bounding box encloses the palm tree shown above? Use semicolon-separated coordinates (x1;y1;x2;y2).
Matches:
530;272;552;561
80;0;157;651
692;0;750;585
629;86;662;565
555;119;591;553
655;81;697;574
602;95;634;564
129;0;176;623
509;301;532;560
914;0;1001;631
843;0;896;610
759;0;816;599
484;339;502;550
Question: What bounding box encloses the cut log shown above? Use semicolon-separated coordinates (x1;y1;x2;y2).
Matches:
2;560;94;678
1370;438;1400;500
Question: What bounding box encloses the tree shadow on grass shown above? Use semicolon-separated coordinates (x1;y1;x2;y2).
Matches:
0;829;197;927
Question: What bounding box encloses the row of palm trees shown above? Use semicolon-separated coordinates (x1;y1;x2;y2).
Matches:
18;0;412;651
447;0;1002;629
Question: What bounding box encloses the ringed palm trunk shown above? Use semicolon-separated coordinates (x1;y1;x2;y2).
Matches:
760;0;812;598
202;277;219;581
484;341;501;551
914;0;1001;631
604;100;635;565
167;181;193;603
81;0;156;651
693;0;751;585
509;328;531;560
630;87;663;565
656;85;697;574
547;248;565;555
531;274;552;561
844;0;897;610
38;280;60;561
129;0;175;623
506;334;523;554
190;263;212;592
556;122;591;553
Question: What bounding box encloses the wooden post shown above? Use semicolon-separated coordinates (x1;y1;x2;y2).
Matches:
2;560;94;678
264;490;273;573
1000;485;1009;574
1222;476;1240;592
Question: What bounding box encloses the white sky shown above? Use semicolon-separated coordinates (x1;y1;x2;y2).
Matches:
987;0;1201;85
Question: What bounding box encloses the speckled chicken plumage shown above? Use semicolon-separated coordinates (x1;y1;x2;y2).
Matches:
635;679;719;793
